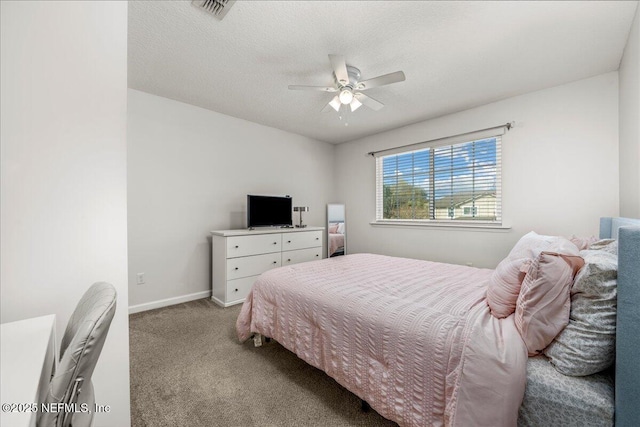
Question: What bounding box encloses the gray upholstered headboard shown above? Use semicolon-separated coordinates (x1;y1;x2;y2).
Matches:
600;217;640;427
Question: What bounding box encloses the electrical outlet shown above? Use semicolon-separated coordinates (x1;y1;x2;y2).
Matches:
137;273;145;285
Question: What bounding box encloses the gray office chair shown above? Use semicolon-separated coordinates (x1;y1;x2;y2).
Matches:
39;282;117;427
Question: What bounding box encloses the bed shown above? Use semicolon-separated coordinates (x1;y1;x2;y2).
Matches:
328;221;345;256
236;217;640;426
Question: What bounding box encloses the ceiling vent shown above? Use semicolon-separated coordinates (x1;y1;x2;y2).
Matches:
192;0;236;20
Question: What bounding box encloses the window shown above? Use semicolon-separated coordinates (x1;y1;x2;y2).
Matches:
375;136;502;224
463;206;477;216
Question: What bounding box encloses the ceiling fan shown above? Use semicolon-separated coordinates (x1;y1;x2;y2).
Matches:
288;54;406;114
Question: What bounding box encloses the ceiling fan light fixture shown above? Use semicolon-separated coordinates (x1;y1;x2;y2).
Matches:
339;89;354;105
350;97;363;112
329;96;341;112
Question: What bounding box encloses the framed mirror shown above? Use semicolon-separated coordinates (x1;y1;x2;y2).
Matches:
327;204;346;257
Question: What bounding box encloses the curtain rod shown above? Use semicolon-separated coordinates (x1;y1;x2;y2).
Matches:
367;122;514;157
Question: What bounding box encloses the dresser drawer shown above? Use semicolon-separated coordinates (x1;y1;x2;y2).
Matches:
226;276;257;303
281;230;323;251
226;234;281;258
227;252;281;280
282;247;322;266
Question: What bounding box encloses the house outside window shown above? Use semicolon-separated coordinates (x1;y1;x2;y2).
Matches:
375;135;502;225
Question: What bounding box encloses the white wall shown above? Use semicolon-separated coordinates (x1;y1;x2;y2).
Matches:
619;4;640;217
127;90;335;309
335;73;619;268
0;2;130;426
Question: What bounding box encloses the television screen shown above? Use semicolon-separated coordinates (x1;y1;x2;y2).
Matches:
247;195;292;228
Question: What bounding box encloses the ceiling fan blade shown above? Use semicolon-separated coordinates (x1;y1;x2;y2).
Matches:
288;85;337;92
321;95;341;113
357;71;406;90
355;93;384;111
329;54;350;86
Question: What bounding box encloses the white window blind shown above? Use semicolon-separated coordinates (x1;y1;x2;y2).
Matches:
375;136;502;224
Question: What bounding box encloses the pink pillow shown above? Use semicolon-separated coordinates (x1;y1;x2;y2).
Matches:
486;232;579;318
568;235;598;250
485;257;530;318
514;252;584;356
329;224;338;233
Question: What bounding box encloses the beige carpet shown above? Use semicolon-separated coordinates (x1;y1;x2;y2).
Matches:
129;298;397;427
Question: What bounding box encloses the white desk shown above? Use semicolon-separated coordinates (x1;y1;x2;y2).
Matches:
1;315;57;427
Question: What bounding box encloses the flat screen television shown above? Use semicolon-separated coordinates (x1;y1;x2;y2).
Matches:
247;195;292;228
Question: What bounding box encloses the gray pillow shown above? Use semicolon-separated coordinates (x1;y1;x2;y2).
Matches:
589;238;618;254
543;246;617;376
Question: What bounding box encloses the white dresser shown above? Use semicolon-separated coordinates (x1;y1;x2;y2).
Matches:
211;227;324;307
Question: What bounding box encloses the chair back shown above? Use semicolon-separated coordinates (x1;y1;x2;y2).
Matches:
39;282;117;427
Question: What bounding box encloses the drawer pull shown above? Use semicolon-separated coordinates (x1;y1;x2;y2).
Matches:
273;242;277;245
316;254;319;257
287;240;291;243
234;267;239;270
235;288;238;292
287;258;291;262
273;261;277;264
235;245;239;249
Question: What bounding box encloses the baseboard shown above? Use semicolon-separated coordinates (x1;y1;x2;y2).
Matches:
210;295;245;308
128;290;212;314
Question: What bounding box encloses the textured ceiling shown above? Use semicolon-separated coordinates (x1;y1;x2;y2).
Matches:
128;1;637;144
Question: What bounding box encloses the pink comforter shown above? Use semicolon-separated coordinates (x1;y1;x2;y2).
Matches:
236;254;527;426
328;232;345;256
